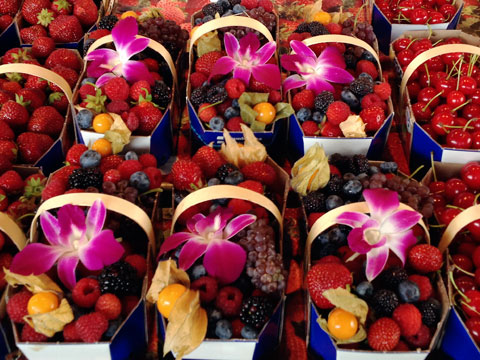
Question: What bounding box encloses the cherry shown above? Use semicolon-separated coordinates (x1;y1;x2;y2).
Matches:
446;129;472;149
411;38;433;52
431;112;455;136
419;72;432;88
398;0;415;17
459;76;477;96
473;246;480;268
422;123;439;140
397;49;414;67
429;11;445;23
434;104;455;116
436;0;453;6
453;192;475;208
469;222;480;243
407;81;421;100
457;276;477;293
445;37;462;44
462;290;480;318
445;178;468;199
441;52;463;67
476;269;480;287
440;3;457;19
410;8;429;23
453;254;474;273
435;77;455;96
425;56;444;72
461;162;480;190
457;241;477;257
473;131;480;149
471;89;480;105
424;0;436;6
393;38;411;53
418;87;442;108
466;317;480;343
454;117;468;127
431;71;448;87
412;102;432;121
447;90;467;107
429;180;445;194
463;103;480;120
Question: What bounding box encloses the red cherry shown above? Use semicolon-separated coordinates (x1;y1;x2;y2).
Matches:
468;221;480;243
453;254;474;273
446;129;472;149
463;103;480;120
447;90;467;107
398;0;415;17
441;52;462;67
457;241;477;257
445;178;468;199
398;49;414;67
431;71;447;87
410;7;429;23
419;73;432;88
472;131;480;149
393;38;412;53
473;246;480;267
431;112;455;136
459;76;477;95
456;276;477;293
440;3;457;19
445;37;462;44
425;56;444;72
407;81;421;100
411;38;433;52
453;192;475;208
422;123;439;140
440;207;461;224
471;89;480;105
454;117;469;127
429;181;445;194
461;162;480;190
418;87;442;107
466;317;480;343
462;290;480;318
424;0;436;6
434;104;455;116
435;77;456;95
412;102;432;121
428;11;445;23
476;270;480;287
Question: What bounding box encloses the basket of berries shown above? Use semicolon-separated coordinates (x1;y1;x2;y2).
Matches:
394;30;480;170
0;0;22;55
372;0;463;53
283;34;393;160
6;192;155;360
304;186;448;359
74;17;176;166
187;15;294;154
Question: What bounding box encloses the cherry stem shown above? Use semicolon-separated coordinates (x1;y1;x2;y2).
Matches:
456;57;464;91
15;213;34;223
430;224;446;228
432;39;443;47
140;187;164;196
449;271;472;302
474;192;480;205
408;165;424;179
446;204;464;210
460;301;480;316
463;118;475;132
198;100;222;115
447;57;464;79
422;90;443;112
424;63;430;86
353;3;367;32
449;256;476;277
443;125;474;129
468;55;479;77
406;38;418;50
430;151;438;182
452;98;472;113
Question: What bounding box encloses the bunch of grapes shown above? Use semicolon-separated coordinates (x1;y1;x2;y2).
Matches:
220;7;276;40
341;17;376;46
102;179;139;203
138;17;189;58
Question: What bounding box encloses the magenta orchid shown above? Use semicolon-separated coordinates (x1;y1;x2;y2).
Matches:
209;32;281;90
85;16;153;87
336;189;421;281
159;207;256;284
281;41;354;95
10;200;124;290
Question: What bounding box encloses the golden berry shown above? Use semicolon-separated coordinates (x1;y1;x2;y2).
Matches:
93;113;113;133
327;308;358;340
157;284;187;319
253;102;276;124
27;292;59;315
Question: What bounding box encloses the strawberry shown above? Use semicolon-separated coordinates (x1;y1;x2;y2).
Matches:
36;8;56;27
20;24;48;43
195;51;223;76
48;15;83;43
2;81;22;93
240;161;276;186
88;28;109;40
0;0;18;17
155;0;184;24
393;304;422;337
129;80;151;102
78;83;96;99
258;0;273;11
25;75;48;91
407;244;443;273
51;0;71;15
0;14;12;31
66;144;87;166
198;103;216;123
0;99;29;128
192;146;226;178
1;48;31;64
28;106;65;136
248;77;272;92
326;101;350;125
0;140;16;161
17;132;54;163
104;77;129;101
0;121;14;140
51;164;79;183
42;177;67;200
131;102;162;135
99;154;123;173
302;120;320;136
50;64;78;90
21;0;50;25
0;90;14;106
306;262;352;309
17;88;45;110
125;111;139;131
0;155;12;174
228;198;252;215
238;180;263;194
190;72;207;89
48;92;68;112
103;169;120;184
292;89;315;111
0;170;23;194
31;36;55;58
46;48;81;71
73;0;98;26
356;60;378;79
360;106;385;132
171;159;204;191
367;318;400;351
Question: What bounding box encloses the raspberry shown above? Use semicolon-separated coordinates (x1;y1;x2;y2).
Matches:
287;33;304;43
356;60;378;79
241;0;258;9
190;72;207;89
404;324;432;349
117;160;143;180
72;278;101;308
268;90;282;105
100;155;123;174
144;166;163;189
258;0;273;11
231;318;245;338
302;120;320;136
103;169;121;184
307;212;324;228
125;254;147;278
191;276;219;303
225;78;246;99
240;161;277;186
226;116;244;131
198;103;217;122
63;322;80;342
215;286;243;317
216;98;232;115
374;82;391;100
360;93;383;109
195;51;223;76
326;101;350;125
367;318;400;351
408;244;443;273
192;146;226;178
121;295;139;317
88;29;110;40
325;22;342;34
394;340;411;351
138;153;157;168
66;144;88;166
408;275;433;301
104;77;129;101
106;100;129;114
359;106;385;132
21;324;48;342
292;89;315;111
238;180;263;194
95;293;122;320
75;312;108;343
7;290;32;323
393;304;422;337
228;198;253;215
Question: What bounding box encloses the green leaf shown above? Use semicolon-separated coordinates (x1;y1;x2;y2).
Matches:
274;102;294;121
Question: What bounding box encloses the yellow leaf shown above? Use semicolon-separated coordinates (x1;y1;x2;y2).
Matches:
196;31;222;57
322;288;368;324
104;112;132;154
5;269;62;295
291;143;330;196
24;299;74;337
146;260;190;304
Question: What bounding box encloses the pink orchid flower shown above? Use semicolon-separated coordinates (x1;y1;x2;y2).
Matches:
209;32;281;90
85;17;153;87
281;40;354;95
159;207;256;284
336;189;421;281
10;200;124;290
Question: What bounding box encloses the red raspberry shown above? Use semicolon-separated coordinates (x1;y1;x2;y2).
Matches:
307;212;324;228
326;101;350;125
125;254;147;278
126;111;139;132
88;29;110;40
360;93;383;109
228;198;253;215
75;312;108;343
121;295;139;317
192;145;226;178
198;103;217;122
367;318;400;351
7;290;32;324
359;106;385;132
404;324;432;348
66;144;88;166
143;166;163;189
408;244;443;273
374;82;392;100
95;293;122;320
21;324;48;342
103;169;121;184
241;161;277;186
72;278;101;308
142;58;159;72
117;160;143;180
225;78;246;99
216;98;232;115
231;318;245;338
302;120;320;136
215;286;243;317
408;275;433;301
138;153;157;168
287;33;304;43
104;77;129;101
393;304;422;337
238;180;263;194
356;60;378;79
226;117;244;131
394;340;411;351
241;0;258;10
191;276;219;304
292;89;315;111
252;206;268;219
268;90;282;105
190;72;207;89
258;0;273;12
325;22;342;34
106;100;130;114
100;155;123;174
63;322;80;342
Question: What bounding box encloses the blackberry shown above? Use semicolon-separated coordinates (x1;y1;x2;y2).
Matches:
308;21;329;36
329;153;353;174
152;80;171;108
98;261;139;296
294;23;310;33
370;289;399;317
314;91;334;113
325;175;344;195
352;154;369;175
216;163;239;182
206;85;228;104
68;168;102;190
190;86;207;107
98;15;118;31
418;299;441;327
377;267;408;291
202;3;223;17
228;0;241;6
240;296;274;330
349;78;373;98
303;191;325;213
344;52;357;69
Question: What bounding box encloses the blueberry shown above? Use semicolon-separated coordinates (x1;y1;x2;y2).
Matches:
312;111;323;123
195;17;203;25
105;318;123;338
125;150;138;160
341;89;359;110
398;280;420;303
191;264;206;280
81;77;96;86
214;198;229;206
325;195;344;211
209;116;225;131
358;72;373;83
315;231;330;245
202;15;214;22
174;192;185;206
233;4;246;13
224;170;244;185
79;150;101;168
355;281;374;298
342;180;363;199
224;106;240;120
210;203;220;212
76;109;93;129
215;319;233;339
208;178;221;186
222;9;234;16
208;308;223;323
218;0;231;10
328;227;347;246
296;107;312;122
361;51;376;64
232;99;239;108
129;171;150;192
369;165;380;175
241;325;258;339
380;162;398;174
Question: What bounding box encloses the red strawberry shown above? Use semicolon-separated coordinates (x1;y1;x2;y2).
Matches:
306;262;352;309
78;83;96;99
51;164;79;184
48;15;83;43
2;81;22;93
302;120;320;136
0;140;17;161
0;90;14;106
117;160;143;180
0;121;14;140
125;111;139;131
367;318;400;351
129;80;151;102
0;99;29;128
132;102;162;135
17;88;46;111
31;36;55;58
238;180;263;194
0;0;18;17
249;77;272;92
88;28;109;40
0;188;8;210
20;25;48;44
17;132;54;163
198;103;216;123
258;0;273;11
292;89;315;111
240;161;276;186
66;144;88;166
228;198;253;215
28;106;65;136
0;14;12;31
50;64;78;90
393;303;422;337
356;60;378;79
360;106;385;132
326;101;350;125
192;146;226;178
0;155;12;174
42;177;67;200
49;92;69;113
190;72;207;89
2;48;32;64
75;312;108;343
36;8;56;27
46;48;81;71
171;159;204;191
195;51;223;76
25;75;48;91
21;0;51;25
407;244;443;273
0;170;24;194
104;77;129;101
99;154;123;173
51;0;71;15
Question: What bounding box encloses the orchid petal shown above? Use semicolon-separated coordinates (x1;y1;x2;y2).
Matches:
87;60;111;78
111;17;138;52
365;245;389;281
233;67;252;88
159;232;198;256
96;73;117;87
318;46;346;69
122;60;154;85
57;204;86;245
210;56;237;80
224;33;239;58
386;230;418;265
204;240;246;284
281;54;305;73
79;230;124;271
85;200;106;239
239;32;260;57
224;214;257;239
321;66;355;84
122;37;150;59
363;188;399;221
85;48;118;63
39;211;62;246
290;40;316;59
256;41;276;65
252;64;281;90
195;209;233;236
57;256;79;290
10;243;63;275
283;74;306;93
178;239;208;270
380;210;423;234
305;76;334;94
337;212;370;228
187;213;206;234
347;227;373;254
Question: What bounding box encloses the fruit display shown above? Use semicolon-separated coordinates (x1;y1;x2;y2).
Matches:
0;0;20;33
375;0;459;25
